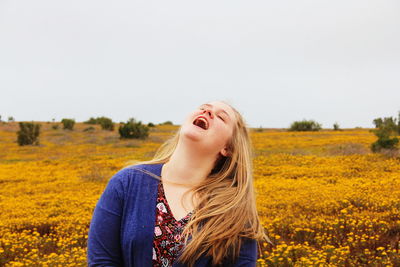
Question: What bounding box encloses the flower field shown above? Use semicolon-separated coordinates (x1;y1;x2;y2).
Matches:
0;123;399;266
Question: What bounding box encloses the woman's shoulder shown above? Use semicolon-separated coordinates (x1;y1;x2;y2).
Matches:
110;163;162;187
121;163;162;177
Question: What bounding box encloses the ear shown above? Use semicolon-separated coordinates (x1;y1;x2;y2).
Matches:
220;147;230;157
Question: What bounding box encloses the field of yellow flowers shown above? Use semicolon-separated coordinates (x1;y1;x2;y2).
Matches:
0;122;399;266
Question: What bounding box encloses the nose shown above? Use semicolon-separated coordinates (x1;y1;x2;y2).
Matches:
202;108;213;119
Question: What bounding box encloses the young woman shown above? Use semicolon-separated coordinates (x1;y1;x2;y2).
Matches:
87;101;268;266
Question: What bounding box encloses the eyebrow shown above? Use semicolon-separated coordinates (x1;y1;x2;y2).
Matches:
201;103;231;119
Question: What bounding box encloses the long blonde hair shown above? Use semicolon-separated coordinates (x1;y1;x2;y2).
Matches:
125;102;269;266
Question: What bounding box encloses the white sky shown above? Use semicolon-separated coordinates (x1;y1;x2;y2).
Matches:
1;0;399;128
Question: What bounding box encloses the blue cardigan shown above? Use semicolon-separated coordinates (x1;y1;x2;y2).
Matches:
87;163;258;266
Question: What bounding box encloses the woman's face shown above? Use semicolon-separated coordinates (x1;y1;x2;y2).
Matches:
180;101;237;157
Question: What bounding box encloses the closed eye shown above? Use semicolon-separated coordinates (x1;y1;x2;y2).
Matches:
199;105;227;122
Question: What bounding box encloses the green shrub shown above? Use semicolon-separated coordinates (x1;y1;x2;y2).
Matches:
373;117;397;131
52;124;59;130
289;120;322;131
84;116;114;131
61;118;75;130
373;118;383;128
148;122;155;127
17;122;41;146
119;118;149;139
371;136;399;152
398;111;400;134
98;117;114;131
8;116;15;122
371;116;399;152
160;121;173;126
84;117;98;125
333;122;340;131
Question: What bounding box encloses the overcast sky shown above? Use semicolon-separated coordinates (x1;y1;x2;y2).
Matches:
1;0;399;128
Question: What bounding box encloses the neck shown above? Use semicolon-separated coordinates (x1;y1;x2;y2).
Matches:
161;140;217;187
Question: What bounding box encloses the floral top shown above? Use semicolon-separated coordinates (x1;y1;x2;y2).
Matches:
152;180;193;267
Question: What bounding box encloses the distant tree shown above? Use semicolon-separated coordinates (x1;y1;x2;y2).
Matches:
61;118;75;130
17;122;41;146
333;122;340;131
119;118;149;139
8;116;15;122
289;120;322;131
52;124;59;130
148;122;155;127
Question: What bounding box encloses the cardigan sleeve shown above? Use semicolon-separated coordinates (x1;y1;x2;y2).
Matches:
232;237;258;267
87;170;126;267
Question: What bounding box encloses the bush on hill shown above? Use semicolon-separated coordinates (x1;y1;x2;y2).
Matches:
84;116;114;131
333;122;340;131
61;119;75;130
160;121;173;126
371;115;400;152
118;118;149;139
84;117;98;125
17;122;41;146
289;120;322;131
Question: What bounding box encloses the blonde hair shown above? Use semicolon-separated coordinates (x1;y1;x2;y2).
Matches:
124;102;270;266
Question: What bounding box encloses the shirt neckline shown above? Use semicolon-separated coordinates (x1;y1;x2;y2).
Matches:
158;179;193;223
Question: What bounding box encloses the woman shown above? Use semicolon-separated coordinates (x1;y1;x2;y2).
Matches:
87;101;269;266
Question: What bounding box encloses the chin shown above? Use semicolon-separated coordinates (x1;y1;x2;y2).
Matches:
180;123;211;143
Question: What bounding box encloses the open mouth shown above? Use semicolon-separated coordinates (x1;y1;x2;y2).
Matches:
193;117;209;130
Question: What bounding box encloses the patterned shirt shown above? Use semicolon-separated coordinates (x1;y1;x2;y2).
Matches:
152;180;193;267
